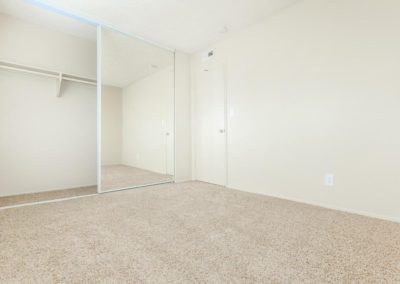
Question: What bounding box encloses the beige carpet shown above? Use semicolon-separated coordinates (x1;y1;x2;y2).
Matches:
101;164;173;191
0;181;399;283
0;186;97;208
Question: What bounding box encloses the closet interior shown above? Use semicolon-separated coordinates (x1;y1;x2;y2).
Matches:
0;0;175;207
0;2;97;207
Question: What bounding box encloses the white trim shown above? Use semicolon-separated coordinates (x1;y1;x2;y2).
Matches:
0;193;97;211
190;59;197;181
96;25;102;194
173;52;177;183
0;181;173;210
28;0;176;53
100;181;174;194
223;62;228;187
234;186;400;224
174;178;193;183
283;196;400;224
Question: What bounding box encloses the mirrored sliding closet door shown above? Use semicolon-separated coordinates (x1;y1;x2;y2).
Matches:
100;27;175;192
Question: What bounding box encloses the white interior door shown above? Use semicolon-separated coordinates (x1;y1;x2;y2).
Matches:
194;63;226;186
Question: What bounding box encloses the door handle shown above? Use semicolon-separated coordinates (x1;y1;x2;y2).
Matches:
218;129;226;133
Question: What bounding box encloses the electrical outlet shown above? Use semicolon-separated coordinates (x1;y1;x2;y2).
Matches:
325;174;334;187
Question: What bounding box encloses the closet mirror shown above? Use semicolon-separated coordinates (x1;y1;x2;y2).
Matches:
100;27;175;192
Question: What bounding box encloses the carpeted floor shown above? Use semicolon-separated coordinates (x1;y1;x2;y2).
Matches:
0;181;399;283
101;164;173;191
0;186;97;208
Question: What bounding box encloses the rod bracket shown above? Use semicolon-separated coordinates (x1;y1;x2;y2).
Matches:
56;72;63;97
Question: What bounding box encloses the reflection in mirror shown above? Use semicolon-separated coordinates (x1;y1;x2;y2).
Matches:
101;27;174;192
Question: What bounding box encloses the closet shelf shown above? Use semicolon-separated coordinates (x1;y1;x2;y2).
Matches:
0;60;97;97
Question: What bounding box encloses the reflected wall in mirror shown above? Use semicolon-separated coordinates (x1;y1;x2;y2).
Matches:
100;27;174;192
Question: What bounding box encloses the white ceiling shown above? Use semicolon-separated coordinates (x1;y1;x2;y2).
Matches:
102;28;173;87
15;0;299;53
0;0;173;86
1;0;298;85
0;0;96;41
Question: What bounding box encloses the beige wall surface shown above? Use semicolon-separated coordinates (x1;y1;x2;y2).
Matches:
191;0;400;222
0;14;97;196
0;14;96;78
101;85;123;165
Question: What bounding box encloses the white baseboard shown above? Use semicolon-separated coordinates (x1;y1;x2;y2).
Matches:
279;196;400;224
228;185;400;224
0;193;97;210
174;178;193;183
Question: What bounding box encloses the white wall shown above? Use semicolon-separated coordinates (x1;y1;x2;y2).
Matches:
174;52;192;182
101;85;122;165
0;14;96;78
122;66;174;175
191;0;400;222
0;14;97;196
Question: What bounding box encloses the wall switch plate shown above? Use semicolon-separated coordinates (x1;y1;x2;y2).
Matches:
325;173;334;187
229;108;235;118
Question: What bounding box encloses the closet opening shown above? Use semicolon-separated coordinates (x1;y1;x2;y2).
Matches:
0;1;97;207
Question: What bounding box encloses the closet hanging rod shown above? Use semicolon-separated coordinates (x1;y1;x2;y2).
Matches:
0;60;97;86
